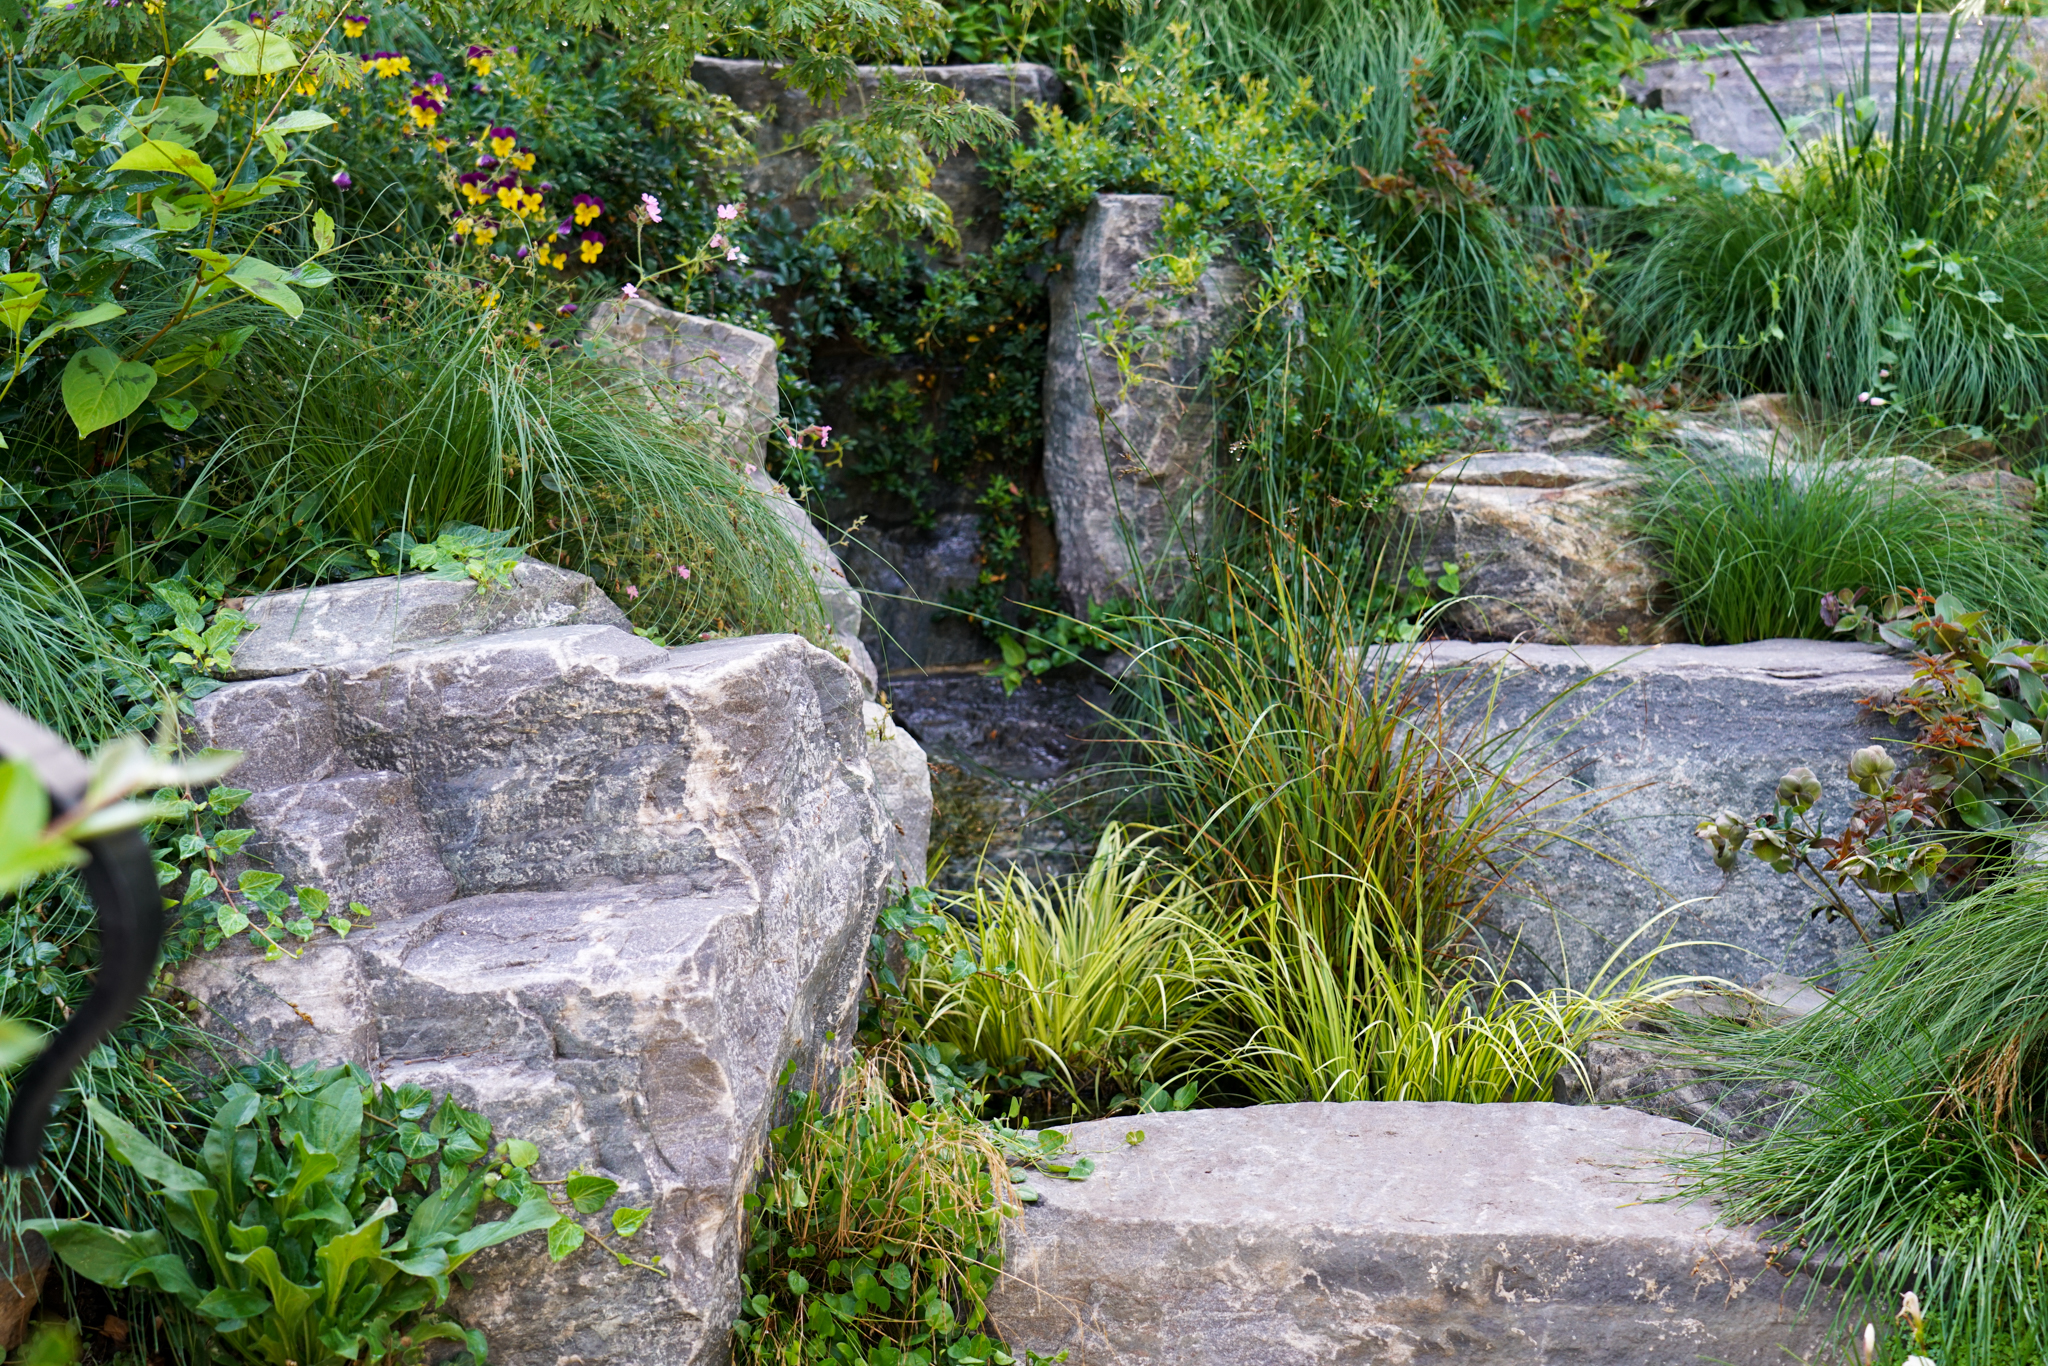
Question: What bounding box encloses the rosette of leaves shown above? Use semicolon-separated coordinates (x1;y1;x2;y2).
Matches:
25;1068;559;1366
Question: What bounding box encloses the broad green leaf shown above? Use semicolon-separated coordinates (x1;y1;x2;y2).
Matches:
216;903;250;936
315;1198;396;1314
0;1018;43;1071
313;207;335;254
545;1217;586;1262
610;1205;650;1238
448;1198;557;1264
199;1086;261;1200
128;1251;202;1298
71;104;116;135
25;1220;169;1289
193;1286;268;1322
228;1244;314;1325
266;109;334;135
62;347;158;437
115;57;166;89
156;395;198;430
152;196;202;231
56;301;126;332
110;138;218;189
86;1099;212;1193
184;20;299;75
565;1172;618;1214
0;288;45;334
501;1138;539;1169
137;96;219;147
225;257;303;318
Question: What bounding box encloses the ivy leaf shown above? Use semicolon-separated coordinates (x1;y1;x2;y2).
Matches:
544;1217;585;1263
61;346;158;436
565;1172;618;1214
610;1206;649;1238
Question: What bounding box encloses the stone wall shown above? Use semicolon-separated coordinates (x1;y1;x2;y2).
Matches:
178;563;930;1366
690;58;1061;257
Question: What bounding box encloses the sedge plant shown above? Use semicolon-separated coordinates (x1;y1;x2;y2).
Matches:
899;824;1227;1120
1659;859;2048;1362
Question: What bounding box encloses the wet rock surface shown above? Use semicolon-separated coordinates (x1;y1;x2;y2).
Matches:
990;1101;1839;1364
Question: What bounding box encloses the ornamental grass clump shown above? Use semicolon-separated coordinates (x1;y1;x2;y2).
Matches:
1635;444;2048;645
1661;862;2048;1362
1611;16;2048;425
898;824;1227;1120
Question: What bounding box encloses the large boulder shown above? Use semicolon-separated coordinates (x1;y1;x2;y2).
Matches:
1632;15;2042;160
180;567;931;1366
583;298;872;688
690;59;1061;257
1400;638;1917;988
1044;194;1248;608
990;1101;1840;1364
1389;452;1677;646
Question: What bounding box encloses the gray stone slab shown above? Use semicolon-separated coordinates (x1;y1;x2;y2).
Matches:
227;560;629;679
1633;16;2045;160
990;1101;1838;1364
1400;639;1917;987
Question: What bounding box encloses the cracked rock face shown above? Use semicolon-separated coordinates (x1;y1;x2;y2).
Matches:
989;1102;1840;1365
1043;194;1247;607
181;568;929;1366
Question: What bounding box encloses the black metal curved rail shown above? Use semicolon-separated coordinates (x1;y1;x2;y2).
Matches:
0;701;166;1172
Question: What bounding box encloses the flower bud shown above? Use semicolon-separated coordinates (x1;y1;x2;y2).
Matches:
1697;811;1746;871
1776;766;1821;812
1849;745;1896;796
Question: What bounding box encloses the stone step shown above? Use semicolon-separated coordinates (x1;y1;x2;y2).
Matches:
990;1101;1838;1365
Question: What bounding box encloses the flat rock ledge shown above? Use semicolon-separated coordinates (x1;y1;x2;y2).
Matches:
990;1102;1837;1365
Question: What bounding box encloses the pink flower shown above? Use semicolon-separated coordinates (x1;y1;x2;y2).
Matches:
708;233;726;250
675;565;691;580
623;584;639;599
640;192;662;223
715;202;741;220
817;424;832;443
744;463;757;475
622;283;640;299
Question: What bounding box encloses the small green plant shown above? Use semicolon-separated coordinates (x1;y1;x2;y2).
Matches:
1696;745;1947;950
892;825;1223;1121
732;1061;1029;1366
27;1068;564;1366
991;599;1134;695
382;524;524;587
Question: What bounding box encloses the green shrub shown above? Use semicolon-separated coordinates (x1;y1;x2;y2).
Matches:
1612;17;2048;425
1635;446;2048;644
733;1062;1021;1366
